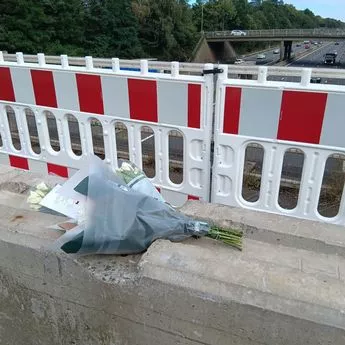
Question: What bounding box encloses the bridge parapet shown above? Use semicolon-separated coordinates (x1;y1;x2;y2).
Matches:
205;28;345;40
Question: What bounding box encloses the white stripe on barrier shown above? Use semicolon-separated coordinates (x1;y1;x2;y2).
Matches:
157;81;188;127
10;68;35;104
53;71;80;111
239;87;282;138
319;92;345;148
101;75;130;118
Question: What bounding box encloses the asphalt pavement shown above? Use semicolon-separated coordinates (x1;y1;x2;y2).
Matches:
288;40;345;85
242;42;307;65
288;40;345;68
266;40;345;84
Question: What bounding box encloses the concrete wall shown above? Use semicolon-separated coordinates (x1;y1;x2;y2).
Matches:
0;167;345;345
192;36;216;63
192;37;237;63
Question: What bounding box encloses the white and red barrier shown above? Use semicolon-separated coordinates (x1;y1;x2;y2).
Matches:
222;78;345;148
0;53;215;207
3;53;345;224
0;55;204;128
212;66;345;224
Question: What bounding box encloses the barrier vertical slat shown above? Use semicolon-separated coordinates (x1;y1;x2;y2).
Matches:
298;149;328;218
102;120;117;169
0;103;12;152
259;143;285;210
15;106;32;156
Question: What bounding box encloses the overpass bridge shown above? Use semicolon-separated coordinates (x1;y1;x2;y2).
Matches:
205;28;345;42
194;28;345;63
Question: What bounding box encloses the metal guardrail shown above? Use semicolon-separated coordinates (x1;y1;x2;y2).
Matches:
2;52;345;80
1;52;205;73
205;28;345;39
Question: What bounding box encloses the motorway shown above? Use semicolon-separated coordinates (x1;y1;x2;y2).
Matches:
242;42;307;65
265;40;345;84
288;41;345;68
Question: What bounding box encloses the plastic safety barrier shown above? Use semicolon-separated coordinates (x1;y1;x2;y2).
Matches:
212;66;345;225
0;53;215;207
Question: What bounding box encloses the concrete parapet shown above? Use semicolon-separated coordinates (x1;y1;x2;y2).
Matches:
0;167;345;345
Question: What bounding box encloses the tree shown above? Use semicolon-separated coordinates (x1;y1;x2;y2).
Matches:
43;0;86;55
0;0;54;53
133;0;197;60
84;0;143;58
192;0;237;32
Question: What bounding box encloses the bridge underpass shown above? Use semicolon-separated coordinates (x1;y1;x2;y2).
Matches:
193;28;345;63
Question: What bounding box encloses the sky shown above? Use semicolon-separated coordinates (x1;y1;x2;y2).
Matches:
284;0;345;22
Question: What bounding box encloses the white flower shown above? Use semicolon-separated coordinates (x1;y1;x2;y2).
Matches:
36;182;50;192
27;183;51;210
27;191;43;205
121;162;133;172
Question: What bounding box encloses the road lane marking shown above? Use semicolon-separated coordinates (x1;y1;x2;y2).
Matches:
287;42;333;66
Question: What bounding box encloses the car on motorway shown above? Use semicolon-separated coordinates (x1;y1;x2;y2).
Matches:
324;53;337;65
310;77;321;84
273;49;280;54
305;44;310;49
256;53;266;59
234;58;245;65
231;30;247;36
303;40;310;44
335;42;340;45
333;51;338;56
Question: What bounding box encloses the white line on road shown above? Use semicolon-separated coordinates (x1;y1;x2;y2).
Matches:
287;42;333;66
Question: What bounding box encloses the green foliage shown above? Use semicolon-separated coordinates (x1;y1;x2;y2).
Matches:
132;0;197;60
84;0;143;58
0;0;344;60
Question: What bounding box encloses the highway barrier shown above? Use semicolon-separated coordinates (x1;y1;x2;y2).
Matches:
0;53;215;207
1;52;345;224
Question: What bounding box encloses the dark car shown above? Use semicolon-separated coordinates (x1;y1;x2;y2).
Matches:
310;77;321;84
335;42;340;45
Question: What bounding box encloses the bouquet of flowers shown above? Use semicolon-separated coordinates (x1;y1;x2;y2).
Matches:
43;157;243;255
116;160;165;203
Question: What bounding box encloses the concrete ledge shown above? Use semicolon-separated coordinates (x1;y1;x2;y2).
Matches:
0;167;345;344
181;201;345;258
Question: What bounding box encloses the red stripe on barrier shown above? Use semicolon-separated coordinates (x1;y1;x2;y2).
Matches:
128;79;157;122
9;155;29;170
47;163;69;178
188;84;201;129
156;187;161;193
0;67;15;101
188;195;200;201
31;70;57;107
277;91;327;144
76;74;104;114
223;87;242;134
